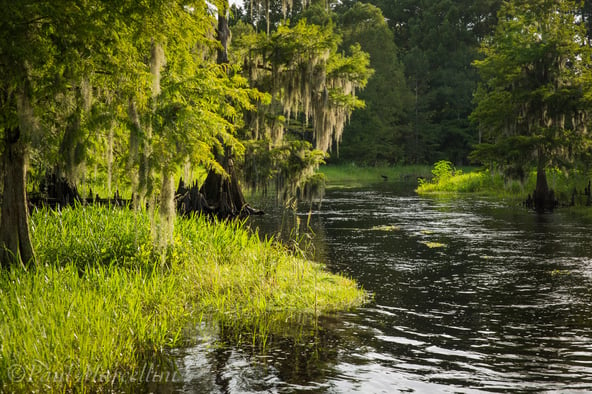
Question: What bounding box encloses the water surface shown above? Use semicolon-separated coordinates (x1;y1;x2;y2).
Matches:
161;183;592;393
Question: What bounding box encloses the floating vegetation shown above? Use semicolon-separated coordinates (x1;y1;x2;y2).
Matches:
421;241;447;248
420;230;434;235
370;225;400;232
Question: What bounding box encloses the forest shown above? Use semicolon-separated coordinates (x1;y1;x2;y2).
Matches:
4;0;592;264
0;0;374;267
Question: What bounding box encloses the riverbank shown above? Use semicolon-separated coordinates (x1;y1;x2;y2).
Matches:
320;164;431;186
416;163;592;206
0;206;366;392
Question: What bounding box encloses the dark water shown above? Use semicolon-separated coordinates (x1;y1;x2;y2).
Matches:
160;183;592;393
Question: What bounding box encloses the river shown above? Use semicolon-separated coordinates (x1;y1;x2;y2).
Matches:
157;182;592;393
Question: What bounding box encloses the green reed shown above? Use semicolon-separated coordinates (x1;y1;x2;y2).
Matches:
0;205;366;392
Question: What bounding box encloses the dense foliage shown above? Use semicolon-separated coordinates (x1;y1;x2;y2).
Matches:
337;0;502;165
5;0;592;263
0;0;371;266
471;0;592;210
335;1;411;165
230;1;372;199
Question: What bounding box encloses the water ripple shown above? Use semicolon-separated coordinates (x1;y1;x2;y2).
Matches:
178;187;592;393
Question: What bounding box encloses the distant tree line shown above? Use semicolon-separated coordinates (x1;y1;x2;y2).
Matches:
324;0;502;165
335;0;592;211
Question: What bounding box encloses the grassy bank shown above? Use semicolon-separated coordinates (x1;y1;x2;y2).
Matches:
416;168;513;195
0;206;366;392
416;161;592;205
320;164;431;186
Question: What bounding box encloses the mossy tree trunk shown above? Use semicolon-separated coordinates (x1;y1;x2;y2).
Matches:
216;1;231;65
0;127;35;268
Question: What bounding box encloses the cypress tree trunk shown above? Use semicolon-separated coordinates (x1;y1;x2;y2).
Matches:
201;1;250;218
216;1;231;65
158;170;175;248
533;149;553;213
200;150;247;217
0;127;35;268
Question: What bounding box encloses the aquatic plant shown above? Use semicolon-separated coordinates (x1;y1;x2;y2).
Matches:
430;160;456;183
0;206;366;392
421;241;447;249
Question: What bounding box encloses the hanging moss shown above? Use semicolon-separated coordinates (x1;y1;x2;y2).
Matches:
106;121;115;196
234;19;371;200
150;41;166;98
16;87;38;143
80;77;92;113
127;100;141;204
237;21;369;154
125;41;167;211
58;78;95;185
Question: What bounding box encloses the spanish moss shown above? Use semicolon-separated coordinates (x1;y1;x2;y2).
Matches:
150;40;166;98
127;99;141;206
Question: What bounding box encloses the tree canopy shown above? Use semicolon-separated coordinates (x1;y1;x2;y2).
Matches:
0;0;261;265
230;2;372;197
348;0;502;164
334;1;411;165
7;0;592;264
0;0;374;266
471;0;592;210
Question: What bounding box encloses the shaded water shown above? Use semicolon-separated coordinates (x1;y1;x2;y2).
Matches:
161;183;592;393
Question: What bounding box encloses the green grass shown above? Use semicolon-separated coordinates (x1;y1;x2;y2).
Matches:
0;206;366;392
320;164;431;186
416;169;511;195
416;165;592;206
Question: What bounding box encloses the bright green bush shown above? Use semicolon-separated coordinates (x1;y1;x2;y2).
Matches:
431;160;455;183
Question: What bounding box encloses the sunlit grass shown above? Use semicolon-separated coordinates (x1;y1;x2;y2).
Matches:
416;170;508;195
416;168;530;201
0;206;366;392
416;167;592;207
